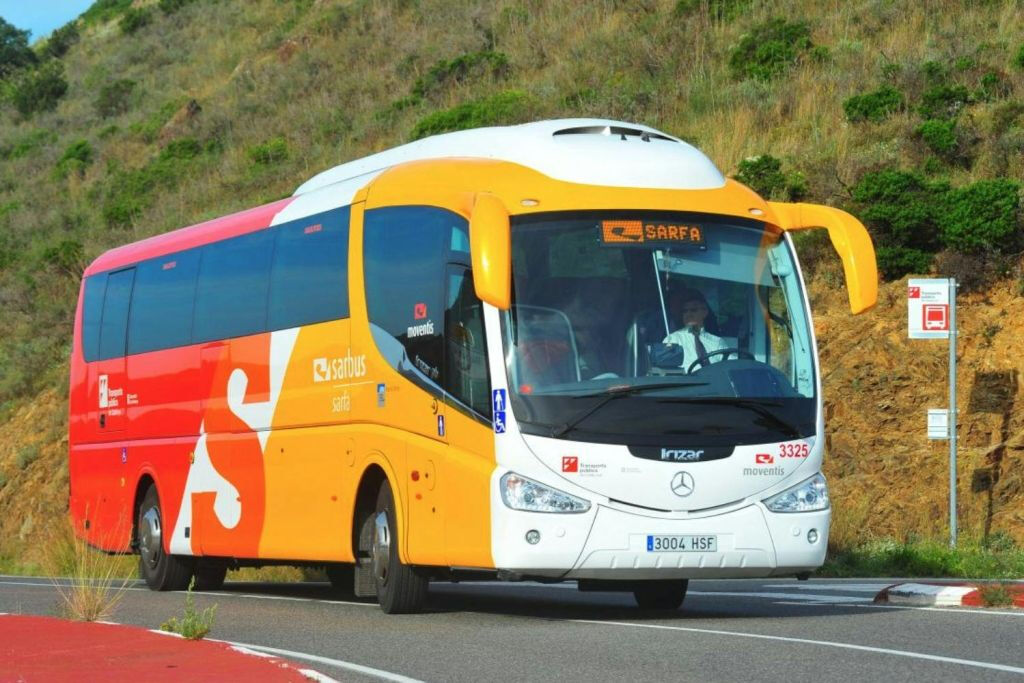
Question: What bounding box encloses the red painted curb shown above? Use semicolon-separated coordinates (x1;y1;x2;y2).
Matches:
0;615;317;682
874;582;1024;608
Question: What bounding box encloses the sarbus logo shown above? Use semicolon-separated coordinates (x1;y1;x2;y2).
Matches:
313;350;367;383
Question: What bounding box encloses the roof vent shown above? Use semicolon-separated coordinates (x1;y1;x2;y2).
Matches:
552;125;676;143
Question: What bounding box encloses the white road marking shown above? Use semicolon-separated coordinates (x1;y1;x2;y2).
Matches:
571;619;1024;675
224;640;425;683
843;602;1024;617
689;590;870;603
763;583;892;593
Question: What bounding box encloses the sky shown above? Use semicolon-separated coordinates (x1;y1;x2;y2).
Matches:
0;0;94;42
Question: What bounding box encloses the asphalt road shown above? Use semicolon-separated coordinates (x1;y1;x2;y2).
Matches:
2;575;1022;682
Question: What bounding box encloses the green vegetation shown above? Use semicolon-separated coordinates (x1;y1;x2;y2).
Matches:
976;583;1015;607
728;18;815;81
843;85;904;123
95;79;137;118
916;118;957;157
55;140;95;180
8;61;68;117
411;90;530;139
733;154;806;201
248;136;289;166
161;578;217;640
673;0;750;22
822;538;1024;579
0;17;37;78
160;0;199;14
120;7;153;35
941;179;1021;253
81;0;135;27
41;23;80;60
15;444;40;470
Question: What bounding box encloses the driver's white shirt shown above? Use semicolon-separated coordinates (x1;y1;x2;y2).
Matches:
662;326;729;370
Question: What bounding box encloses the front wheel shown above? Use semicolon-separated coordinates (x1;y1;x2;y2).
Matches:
371;482;428;614
137;485;194;591
633;579;688;610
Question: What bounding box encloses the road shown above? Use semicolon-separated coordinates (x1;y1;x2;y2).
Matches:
2;575;1022;682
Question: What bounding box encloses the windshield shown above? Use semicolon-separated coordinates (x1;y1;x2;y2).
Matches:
501;210;816;446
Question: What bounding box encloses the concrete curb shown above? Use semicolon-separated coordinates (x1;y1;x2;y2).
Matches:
875;582;1024;608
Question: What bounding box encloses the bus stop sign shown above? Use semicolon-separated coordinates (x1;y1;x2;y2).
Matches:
908;278;950;339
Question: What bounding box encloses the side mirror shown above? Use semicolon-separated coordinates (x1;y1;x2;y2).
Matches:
470;193;512;309
768;202;878;314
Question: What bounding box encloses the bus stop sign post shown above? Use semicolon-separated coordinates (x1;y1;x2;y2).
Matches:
907;278;958;547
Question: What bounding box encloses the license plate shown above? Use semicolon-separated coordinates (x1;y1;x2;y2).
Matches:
646;534;717;552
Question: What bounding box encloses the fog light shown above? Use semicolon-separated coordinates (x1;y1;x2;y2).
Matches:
807;529;819;544
525;529;541;545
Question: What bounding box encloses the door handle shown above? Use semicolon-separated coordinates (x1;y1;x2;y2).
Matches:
99;413;106;428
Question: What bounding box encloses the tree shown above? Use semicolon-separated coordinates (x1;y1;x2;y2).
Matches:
0;17;37;79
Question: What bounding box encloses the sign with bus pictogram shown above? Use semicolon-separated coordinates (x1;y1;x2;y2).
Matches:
908;278;950;339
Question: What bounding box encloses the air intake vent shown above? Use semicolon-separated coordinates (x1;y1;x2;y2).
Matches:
552;125;676;143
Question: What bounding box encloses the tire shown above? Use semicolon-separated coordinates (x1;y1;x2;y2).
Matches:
371;482;428;614
633;579;688;610
325;564;355;596
137;485;194;591
192;562;227;591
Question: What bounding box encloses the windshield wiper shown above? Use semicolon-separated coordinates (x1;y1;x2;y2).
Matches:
656;397;801;438
549;381;707;438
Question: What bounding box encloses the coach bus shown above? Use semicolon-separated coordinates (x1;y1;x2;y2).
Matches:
68;119;877;613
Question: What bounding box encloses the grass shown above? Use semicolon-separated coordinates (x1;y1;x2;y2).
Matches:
160;578;217;640
821;538;1024;579
46;523;133;622
976;583;1016;607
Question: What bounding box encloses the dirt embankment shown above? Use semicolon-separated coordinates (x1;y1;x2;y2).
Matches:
1;276;1023;567
815;274;1024;547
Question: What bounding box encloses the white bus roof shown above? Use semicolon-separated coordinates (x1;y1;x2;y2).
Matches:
293;118;726;197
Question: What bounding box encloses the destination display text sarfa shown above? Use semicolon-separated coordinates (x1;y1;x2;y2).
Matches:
601;219;706;246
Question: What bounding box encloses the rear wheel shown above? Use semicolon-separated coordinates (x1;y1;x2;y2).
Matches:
137;485;193;591
371;482;428;614
633;579;688;610
192;562;227;591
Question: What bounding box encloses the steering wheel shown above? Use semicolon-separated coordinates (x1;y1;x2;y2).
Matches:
687;348;755;374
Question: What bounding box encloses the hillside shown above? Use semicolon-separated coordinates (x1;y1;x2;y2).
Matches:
1;0;1023;569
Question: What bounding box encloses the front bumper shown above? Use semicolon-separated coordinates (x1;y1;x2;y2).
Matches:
492;499;829;580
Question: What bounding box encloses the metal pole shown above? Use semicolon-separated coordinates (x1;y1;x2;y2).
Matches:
949;277;957;548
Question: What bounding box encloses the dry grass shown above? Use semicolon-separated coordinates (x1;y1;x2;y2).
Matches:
44;520;133;622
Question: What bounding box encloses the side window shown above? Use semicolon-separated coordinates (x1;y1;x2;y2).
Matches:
363;206;452;392
268;207;350;330
128;250;200;354
98;268;135;360
81;274;107;362
444;266;491;418
193;230;273;343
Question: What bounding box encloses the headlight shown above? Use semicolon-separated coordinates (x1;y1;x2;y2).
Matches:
763;473;829;513
500;472;590;513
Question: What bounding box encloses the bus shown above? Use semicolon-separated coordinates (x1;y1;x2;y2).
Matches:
69;119;877;613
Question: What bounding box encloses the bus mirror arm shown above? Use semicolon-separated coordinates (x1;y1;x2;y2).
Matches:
767;202;878;315
470;193;512;310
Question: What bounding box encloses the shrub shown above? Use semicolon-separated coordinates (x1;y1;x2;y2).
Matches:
120;7;153;35
0;129;57;160
0;17;38;79
1014;43;1024;70
9;61;68;117
728;18;814;81
916;119;957;156
161;579;217;640
81;0;134;26
918;84;971;120
15;444;40;470
976;584;1014;607
875;246;934;279
843;85;904;123
159;0;197;14
41;22;80;60
55;140;94;180
851;169;948;252
247;137;289;165
411;90;530;140
733;154;806;200
939;178;1020;253
95;79;136;118
412;50;509;99
41;240;85;275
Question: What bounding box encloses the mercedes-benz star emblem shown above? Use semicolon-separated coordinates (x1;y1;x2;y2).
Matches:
670;471;695;497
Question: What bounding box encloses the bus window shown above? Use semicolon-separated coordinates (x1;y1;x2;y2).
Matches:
364;206;455;393
128;250;200;355
98;268;135;360
81;274;108;362
193;230;273;343
268;208;350;330
444;266;490;418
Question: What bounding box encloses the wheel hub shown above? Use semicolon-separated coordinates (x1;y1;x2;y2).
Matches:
372;511;390;584
139;506;162;570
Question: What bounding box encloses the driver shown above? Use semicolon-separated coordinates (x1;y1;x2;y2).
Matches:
662;288;729;371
